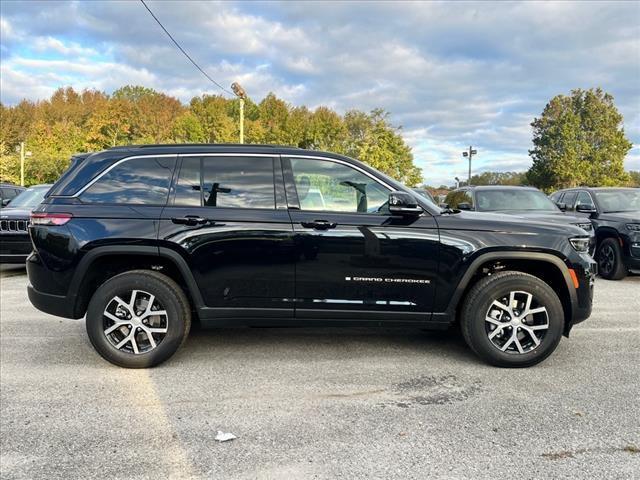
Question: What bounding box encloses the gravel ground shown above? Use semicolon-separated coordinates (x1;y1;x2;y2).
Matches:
1;265;639;479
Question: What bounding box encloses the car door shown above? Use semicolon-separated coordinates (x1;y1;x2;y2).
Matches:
562;191;578;212
283;155;439;322
158;154;295;319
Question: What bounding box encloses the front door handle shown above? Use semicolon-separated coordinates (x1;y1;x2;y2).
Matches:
171;215;209;226
300;219;337;230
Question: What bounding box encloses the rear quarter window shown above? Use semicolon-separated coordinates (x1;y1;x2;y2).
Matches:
80;157;176;205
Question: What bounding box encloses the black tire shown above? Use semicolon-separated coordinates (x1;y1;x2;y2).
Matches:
460;271;564;368
597;237;627;280
86;270;191;368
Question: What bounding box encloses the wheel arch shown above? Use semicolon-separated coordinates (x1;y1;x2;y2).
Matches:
444;252;577;335
69;246;204;319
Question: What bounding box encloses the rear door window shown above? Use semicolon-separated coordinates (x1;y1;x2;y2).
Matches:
80;157;176;205
174;156;276;209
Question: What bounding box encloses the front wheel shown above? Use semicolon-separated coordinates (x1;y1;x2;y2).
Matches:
460;271;564;367
597;238;627;280
86;270;191;368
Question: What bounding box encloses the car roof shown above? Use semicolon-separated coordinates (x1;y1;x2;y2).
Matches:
556;187;639;192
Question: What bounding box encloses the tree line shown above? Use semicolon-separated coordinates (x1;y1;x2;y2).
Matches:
0;86;421;187
0;86;636;191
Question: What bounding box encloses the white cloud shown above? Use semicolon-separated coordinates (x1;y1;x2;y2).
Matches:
0;0;638;185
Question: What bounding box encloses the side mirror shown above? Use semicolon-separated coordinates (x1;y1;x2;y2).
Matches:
556;202;567;211
388;192;423;217
1;198;11;207
457;202;472;210
576;203;597;214
439;203;449;209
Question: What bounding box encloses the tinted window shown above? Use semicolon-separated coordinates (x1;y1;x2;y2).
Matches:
81;157;176;205
476;189;558;212
174;157;202;206
549;192;562;203
202;156;275;209
594;189;640;213
562;191;577;210
575;191;595;209
290;158;389;213
445;190;474;209
4;187;49;208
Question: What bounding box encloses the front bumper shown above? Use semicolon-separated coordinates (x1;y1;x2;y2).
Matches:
0;233;32;264
571;259;596;325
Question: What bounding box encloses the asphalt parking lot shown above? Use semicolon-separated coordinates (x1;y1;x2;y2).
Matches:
1;265;638;479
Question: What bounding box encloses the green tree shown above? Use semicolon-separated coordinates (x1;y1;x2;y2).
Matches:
469;171;526;186
344;109;422;186
527;88;632;190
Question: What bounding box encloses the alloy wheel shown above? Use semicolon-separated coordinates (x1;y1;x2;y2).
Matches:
485;290;549;354
598;244;615;276
102;290;168;354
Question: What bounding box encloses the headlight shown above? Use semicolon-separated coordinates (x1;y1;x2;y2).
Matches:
574;222;593;232
569;237;590;253
626;223;640;232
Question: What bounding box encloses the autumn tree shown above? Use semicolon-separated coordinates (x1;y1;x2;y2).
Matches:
527;88;632;190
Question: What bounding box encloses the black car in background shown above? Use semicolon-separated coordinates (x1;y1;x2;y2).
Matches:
0;183;25;207
551;187;640;279
27;144;595;369
0;184;52;263
444;186;595;251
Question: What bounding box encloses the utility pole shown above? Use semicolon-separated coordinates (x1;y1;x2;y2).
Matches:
231;82;247;144
20;142;25;186
462;146;477;186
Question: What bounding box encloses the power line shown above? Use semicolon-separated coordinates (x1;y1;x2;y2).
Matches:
139;0;233;96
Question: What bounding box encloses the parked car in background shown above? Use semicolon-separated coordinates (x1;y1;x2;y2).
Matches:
444;186;595;252
0;184;52;264
27;144;595;369
551;187;640;280
0;183;26;207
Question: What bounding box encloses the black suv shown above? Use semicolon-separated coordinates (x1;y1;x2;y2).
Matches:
551;187;640;279
27;145;595;368
444;186;596;252
0;184;52;263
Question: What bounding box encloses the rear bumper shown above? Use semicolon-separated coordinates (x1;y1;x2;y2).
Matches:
27;284;81;319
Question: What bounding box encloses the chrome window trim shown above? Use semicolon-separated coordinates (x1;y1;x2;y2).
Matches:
64;152;394;198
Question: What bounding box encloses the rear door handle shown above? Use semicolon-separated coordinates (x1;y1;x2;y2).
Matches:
300;219;337;230
171;215;209;226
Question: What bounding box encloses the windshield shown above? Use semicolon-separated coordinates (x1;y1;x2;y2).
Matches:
6;186;49;208
594;189;640;213
476;189;559;212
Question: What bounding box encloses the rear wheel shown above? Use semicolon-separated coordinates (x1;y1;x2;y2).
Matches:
86;270;191;368
461;271;564;367
597;238;627;280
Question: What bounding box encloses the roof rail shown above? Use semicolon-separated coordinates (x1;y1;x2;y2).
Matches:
107;143;304;150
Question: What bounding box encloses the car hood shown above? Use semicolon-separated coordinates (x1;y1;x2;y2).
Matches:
437;210;588;237
0;207;32;219
494;210;591;225
597;211;640;223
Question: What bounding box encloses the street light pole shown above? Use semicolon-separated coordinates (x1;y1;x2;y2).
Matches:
20;142;25;186
231;82;247;144
462;146;477;186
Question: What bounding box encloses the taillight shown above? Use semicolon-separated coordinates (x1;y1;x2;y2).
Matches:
30;213;73;226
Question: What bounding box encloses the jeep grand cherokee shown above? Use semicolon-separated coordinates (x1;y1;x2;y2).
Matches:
27;144;595;368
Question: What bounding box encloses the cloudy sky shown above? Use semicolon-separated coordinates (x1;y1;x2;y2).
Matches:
1;0;639;185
